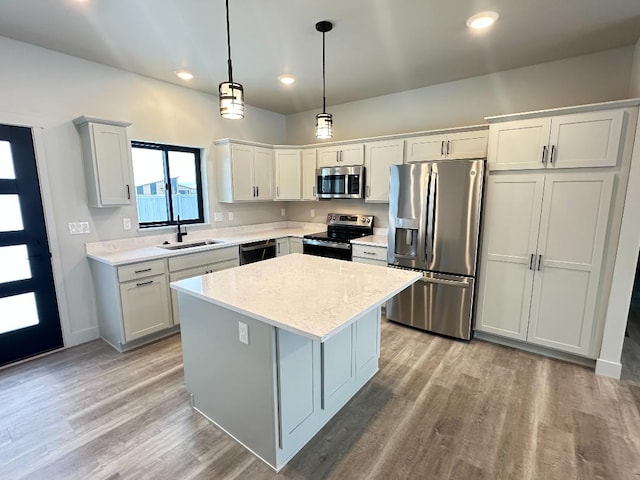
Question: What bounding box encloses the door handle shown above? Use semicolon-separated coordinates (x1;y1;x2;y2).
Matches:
440;140;445;156
446;140;450;155
366;185;370;198
550;145;556;165
537;254;542;270
529;254;535;270
541;145;547;165
257;186;259;197
136;280;154;287
276;186;279;197
126;184;131;199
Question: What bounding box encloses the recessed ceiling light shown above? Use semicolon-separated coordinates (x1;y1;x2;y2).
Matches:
466;11;499;30
175;70;194;81
278;74;296;86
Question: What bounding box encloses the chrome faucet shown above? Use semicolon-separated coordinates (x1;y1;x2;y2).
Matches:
176;215;188;243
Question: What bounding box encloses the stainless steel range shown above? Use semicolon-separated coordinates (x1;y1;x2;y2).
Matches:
303;213;374;261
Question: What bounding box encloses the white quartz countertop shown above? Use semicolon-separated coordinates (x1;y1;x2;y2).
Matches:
86;227;319;266
351;235;388;247
171;254;420;342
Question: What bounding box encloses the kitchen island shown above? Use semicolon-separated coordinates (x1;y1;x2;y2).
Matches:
171;254;420;471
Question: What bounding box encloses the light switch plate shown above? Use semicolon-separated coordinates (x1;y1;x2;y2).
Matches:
214;212;223;222
122;218;131;230
228;212;234;221
68;222;90;235
238;322;249;345
80;222;90;233
281;208;286;216
310;209;315;218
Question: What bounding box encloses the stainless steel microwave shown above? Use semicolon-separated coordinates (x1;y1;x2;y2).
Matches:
316;166;365;199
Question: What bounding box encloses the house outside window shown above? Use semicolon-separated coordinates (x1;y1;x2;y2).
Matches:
131;141;204;228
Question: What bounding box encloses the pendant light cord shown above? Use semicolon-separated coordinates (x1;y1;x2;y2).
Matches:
225;0;233;83
322;30;326;114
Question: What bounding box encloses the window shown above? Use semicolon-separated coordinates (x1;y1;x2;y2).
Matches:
131;141;204;228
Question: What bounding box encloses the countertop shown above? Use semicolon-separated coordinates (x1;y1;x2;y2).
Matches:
351;235;388;247
171;254;420;342
86;226;321;266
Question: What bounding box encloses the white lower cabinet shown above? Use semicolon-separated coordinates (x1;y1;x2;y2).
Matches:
475;171;613;357
120;275;171;341
352;244;387;267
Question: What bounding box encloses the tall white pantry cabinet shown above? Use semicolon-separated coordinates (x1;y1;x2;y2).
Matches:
475;100;639;359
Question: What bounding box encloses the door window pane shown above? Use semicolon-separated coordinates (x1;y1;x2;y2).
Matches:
0;293;39;334
132;147;169;224
0;245;31;283
168;150;199;221
0;141;16;179
0;195;24;231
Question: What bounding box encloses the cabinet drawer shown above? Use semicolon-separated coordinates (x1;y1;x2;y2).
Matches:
118;259;166;283
353;257;387;267
168;246;239;272
352;244;387;262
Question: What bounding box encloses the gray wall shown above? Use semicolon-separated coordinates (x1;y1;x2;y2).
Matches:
286;47;634;145
630;38;640;97
0;36;286;346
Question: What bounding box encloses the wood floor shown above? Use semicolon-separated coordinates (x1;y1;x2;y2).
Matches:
622;288;640;383
2;320;640;480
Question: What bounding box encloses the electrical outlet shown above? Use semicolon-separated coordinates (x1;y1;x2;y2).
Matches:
214;212;223;222
228;211;234;221
280;208;286;217
122;218;131;230
310;209;315;218
238;322;249;345
80;222;90;233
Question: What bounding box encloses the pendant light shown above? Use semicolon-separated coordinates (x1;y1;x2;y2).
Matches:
315;21;333;139
219;0;244;119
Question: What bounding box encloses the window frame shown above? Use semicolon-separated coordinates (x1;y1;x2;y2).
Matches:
131;141;205;228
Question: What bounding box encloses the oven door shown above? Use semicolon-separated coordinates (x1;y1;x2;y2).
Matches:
303;239;352;261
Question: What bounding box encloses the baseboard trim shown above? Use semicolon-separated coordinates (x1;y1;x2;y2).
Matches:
595;359;622;379
474;331;596;368
67;326;99;347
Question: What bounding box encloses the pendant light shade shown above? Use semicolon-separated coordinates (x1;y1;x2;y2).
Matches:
315;21;333;139
219;0;244;119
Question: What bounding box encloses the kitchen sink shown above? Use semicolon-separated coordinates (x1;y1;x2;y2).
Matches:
159;240;222;250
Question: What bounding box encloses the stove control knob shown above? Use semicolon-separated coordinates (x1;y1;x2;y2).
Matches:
332;215;336;220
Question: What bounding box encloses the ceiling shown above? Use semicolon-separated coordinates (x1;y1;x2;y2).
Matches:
1;0;639;115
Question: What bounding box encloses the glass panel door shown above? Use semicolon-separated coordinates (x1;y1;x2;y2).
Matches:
0;127;63;366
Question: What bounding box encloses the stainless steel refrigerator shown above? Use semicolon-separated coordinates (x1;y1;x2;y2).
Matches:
387;159;484;340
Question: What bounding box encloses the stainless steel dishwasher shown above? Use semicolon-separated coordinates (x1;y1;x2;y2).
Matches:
239;239;277;265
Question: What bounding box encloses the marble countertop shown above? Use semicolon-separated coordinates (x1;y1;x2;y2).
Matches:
171;253;420;342
351;235;388;247
86;225;322;266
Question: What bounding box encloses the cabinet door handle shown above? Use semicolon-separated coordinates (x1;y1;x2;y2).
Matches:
541;145;547;165
134;268;152;274
446;140;450;155
537;254;542;271
126;184;131;199
529;254;534;270
550;145;556;165
136;280;154;287
257;186;259;197
276;186;280;197
440;140;445;156
277;243;280;254
366;185;370;198
363;251;377;255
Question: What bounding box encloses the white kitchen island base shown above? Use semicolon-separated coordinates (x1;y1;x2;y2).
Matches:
179;292;382;472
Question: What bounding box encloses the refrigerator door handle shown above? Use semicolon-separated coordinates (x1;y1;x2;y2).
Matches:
425;172;437;264
419;275;471;287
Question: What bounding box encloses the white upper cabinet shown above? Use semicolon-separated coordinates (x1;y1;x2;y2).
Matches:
73;116;133;207
488;109;624;171
405;129;488;163
302;149;317;200
364;140;403;203
475;171;614;357
216;141;274;202
317;143;364;167
274;150;301;200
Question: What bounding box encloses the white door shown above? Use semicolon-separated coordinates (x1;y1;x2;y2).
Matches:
364;140;403;203
527;172;613;356
475;174;544;340
487;118;551;171
404;134;446;162
446;130;488;160
120;275;171;342
253;147;273;200
231;144;255;201
548;110;624;169
91;123;132;205
274;150;301;200
339;144;365;165
301;149;317;200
